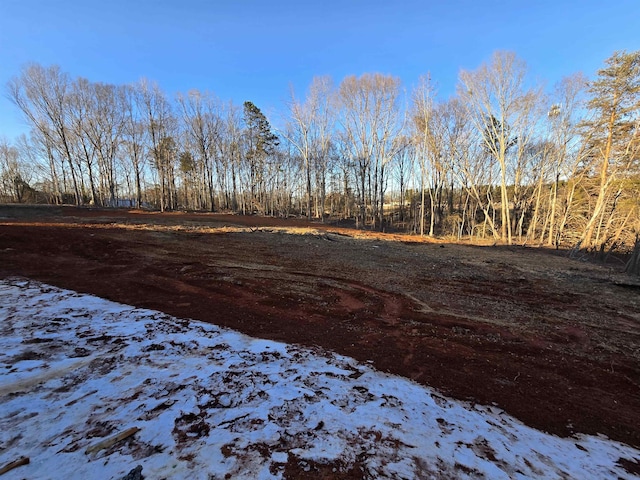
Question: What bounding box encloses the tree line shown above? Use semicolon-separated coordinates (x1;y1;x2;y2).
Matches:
1;50;639;257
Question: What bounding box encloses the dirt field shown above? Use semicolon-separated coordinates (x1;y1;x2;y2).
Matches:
1;205;639;452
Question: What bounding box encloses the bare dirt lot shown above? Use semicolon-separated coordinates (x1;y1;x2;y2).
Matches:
1;205;639;451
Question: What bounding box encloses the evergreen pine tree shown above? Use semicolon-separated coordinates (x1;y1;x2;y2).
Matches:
242;102;279;210
579;50;640;250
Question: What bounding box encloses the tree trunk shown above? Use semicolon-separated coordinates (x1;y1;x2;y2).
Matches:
545;175;559;246
580;107;616;250
625;236;640;276
420;176;426;236
306;158;312;221
428;188;435;237
499;155;512;244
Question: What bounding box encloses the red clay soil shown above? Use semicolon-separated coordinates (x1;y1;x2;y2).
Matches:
1;205;639;451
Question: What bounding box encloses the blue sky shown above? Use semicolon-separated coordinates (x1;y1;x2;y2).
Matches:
1;0;639;140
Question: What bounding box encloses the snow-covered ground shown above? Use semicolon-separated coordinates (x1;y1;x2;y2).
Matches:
0;278;638;480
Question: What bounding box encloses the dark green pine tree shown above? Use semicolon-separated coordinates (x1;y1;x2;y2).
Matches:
579;50;640;250
242;101;279;209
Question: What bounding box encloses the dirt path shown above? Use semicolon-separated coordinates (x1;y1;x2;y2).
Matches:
1;206;639;450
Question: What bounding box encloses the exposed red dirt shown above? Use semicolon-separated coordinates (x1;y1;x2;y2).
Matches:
1;205;639;450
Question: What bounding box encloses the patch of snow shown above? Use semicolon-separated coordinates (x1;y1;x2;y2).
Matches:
0;278;638;479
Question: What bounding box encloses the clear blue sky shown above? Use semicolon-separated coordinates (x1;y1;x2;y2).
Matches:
1;0;639;140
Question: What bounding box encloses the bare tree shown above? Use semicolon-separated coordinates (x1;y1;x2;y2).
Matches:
68;77;99;205
122;84;148;208
411;75;451;236
220;102;243;211
8;64;82;204
284;76;335;220
14;128;63;204
389;135;413;226
0;138;33;202
458;51;541;244
339;73;402;229
86;82;127;206
536;74;587;247
176;90;222;211
138;79;176;211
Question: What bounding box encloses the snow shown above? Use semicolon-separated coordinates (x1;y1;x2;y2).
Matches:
0;278;638;479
